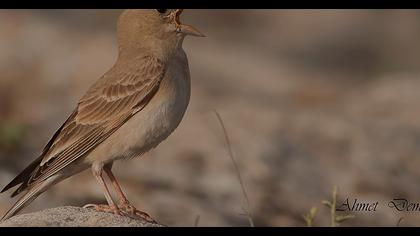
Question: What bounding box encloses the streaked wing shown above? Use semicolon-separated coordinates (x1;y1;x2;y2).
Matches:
10;55;165;195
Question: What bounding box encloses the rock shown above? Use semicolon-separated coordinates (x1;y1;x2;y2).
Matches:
0;206;164;227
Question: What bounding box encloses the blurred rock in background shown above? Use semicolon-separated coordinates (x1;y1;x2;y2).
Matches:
1;9;420;226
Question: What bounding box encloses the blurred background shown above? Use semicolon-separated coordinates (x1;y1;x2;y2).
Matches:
1;10;420;226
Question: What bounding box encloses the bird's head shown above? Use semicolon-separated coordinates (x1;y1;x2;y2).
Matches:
117;9;204;59
156;9;205;37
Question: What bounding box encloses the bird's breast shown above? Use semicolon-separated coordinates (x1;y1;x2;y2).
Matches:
137;60;191;150
88;51;191;163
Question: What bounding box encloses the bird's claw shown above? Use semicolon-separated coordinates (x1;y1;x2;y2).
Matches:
83;203;122;215
117;202;157;223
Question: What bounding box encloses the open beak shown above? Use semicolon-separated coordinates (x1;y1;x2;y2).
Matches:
174;9;205;37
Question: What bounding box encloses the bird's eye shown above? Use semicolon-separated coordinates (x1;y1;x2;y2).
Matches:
156;9;168;14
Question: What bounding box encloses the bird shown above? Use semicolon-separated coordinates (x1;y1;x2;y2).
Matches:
0;9;204;223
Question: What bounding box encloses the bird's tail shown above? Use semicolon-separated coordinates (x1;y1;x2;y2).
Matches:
1;175;61;221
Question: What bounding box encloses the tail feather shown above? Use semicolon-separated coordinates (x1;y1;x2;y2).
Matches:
2;110;76;195
1;175;61;221
1;156;43;194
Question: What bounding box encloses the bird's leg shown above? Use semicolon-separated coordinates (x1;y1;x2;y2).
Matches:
83;163;121;216
103;163;156;223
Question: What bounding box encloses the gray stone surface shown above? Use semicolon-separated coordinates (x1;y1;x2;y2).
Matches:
0;206;164;227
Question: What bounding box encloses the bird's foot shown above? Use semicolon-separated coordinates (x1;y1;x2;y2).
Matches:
83;203;122;216
118;201;157;224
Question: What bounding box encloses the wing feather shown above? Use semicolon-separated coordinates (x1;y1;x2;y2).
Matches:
6;55;165;196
